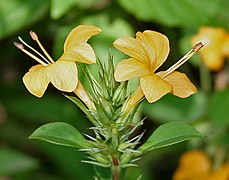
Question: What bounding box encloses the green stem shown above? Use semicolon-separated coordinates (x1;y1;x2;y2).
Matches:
112;156;120;180
199;61;212;94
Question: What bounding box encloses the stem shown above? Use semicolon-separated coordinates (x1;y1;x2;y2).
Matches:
112;156;120;180
199;61;212;94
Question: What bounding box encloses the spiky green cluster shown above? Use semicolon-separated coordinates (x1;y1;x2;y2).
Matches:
67;54;144;168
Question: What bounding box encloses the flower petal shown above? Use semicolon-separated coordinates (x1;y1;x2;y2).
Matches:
60;43;96;64
48;61;78;92
140;74;172;103
136;30;170;71
64;25;101;51
113;37;149;64
191;26;226;71
158;71;197;98
22;65;50;98
114;58;150;82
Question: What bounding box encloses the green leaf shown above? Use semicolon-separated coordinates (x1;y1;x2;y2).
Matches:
0;148;38;176
50;0;101;19
138;122;203;152
142;93;207;123
0;0;49;39
29;122;91;148
209;88;229;128
118;0;223;27
93;166;112;180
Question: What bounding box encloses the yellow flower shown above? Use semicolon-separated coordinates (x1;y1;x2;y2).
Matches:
209;163;229;180
192;26;229;71
114;30;199;103
15;25;101;97
173;150;229;180
173;150;211;180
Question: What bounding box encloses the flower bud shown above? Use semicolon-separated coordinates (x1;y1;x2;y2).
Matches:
93;153;110;165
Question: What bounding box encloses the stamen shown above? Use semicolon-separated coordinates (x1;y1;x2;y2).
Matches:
14;42;48;66
18;36;51;64
14;42;24;49
162;42;204;78
30;31;55;63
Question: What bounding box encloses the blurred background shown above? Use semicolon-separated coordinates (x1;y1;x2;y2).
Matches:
0;0;229;179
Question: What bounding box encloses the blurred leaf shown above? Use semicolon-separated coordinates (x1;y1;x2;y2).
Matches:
118;0;223;27
213;132;229;148
5;95;81;123
33;141;94;179
209;88;229;128
138;122;203;152
94;166;112;180
29;122;91;148
51;0;77;19
0;148;38;176
142;93;207;123
50;0;101;19
0;0;49;39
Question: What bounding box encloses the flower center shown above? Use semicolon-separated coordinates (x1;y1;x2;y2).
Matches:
14;31;54;66
162;42;204;78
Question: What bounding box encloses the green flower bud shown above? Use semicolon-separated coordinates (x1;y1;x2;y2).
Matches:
93;153;110;165
120;153;132;165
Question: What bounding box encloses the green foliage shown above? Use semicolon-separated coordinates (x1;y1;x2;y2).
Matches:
209;88;229;128
50;0;100;19
0;148;38;176
0;0;49;39
138;122;203;152
94;166;112;180
117;0;223;27
29;122;91;148
143;93;207;123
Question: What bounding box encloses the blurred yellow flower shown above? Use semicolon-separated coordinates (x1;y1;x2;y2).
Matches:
114;30;198;103
192;26;229;71
173;150;211;180
15;25;101;97
173;150;229;180
209;163;229;180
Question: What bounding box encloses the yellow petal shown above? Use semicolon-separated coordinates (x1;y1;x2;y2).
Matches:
201;51;224;71
64;25;101;51
114;58;150;82
47;61;78;92
209;163;229;180
221;34;229;56
22;65;50;98
140;74;172;103
158;71;197;98
113;37;149;64
173;150;211;180
136;30;170;71
60;43;96;64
